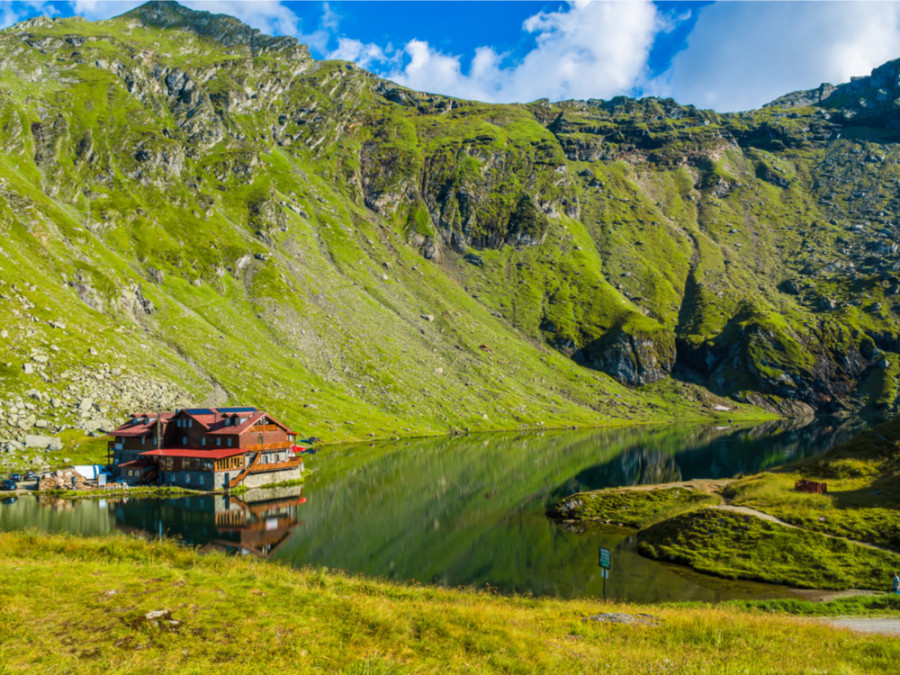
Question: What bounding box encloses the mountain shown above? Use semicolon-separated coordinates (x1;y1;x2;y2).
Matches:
0;1;899;452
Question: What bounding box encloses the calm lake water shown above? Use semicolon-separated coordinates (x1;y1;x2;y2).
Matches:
0;418;865;602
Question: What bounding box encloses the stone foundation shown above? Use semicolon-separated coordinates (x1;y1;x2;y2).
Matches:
239;466;303;489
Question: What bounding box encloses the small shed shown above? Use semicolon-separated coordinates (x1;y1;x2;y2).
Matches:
795;479;827;494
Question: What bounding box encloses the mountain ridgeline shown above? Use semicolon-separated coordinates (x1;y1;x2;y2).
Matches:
1;1;899;444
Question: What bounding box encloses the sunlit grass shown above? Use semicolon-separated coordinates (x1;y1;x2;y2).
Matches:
2;531;899;674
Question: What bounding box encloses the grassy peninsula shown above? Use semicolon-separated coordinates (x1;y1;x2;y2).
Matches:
2;530;899;674
550;416;900;591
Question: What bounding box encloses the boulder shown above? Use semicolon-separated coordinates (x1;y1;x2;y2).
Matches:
779;279;801;295
583;613;658;626
24;435;63;451
463;252;484;267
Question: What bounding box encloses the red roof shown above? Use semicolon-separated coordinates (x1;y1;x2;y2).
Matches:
111;408;296;441
207;411;267;435
206;411;295;436
140;447;248;460
111;413;175;437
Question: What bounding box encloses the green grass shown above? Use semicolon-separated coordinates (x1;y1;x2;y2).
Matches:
638;508;900;590
723;594;900;617
723;471;900;549
1;431;109;475
548;485;720;529
2;531;900;674
42;486;208;500
718;416;900;549
256;477;305;489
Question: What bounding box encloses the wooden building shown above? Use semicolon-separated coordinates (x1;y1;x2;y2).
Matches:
109;407;303;490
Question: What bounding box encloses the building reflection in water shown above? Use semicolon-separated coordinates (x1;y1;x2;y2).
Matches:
114;485;306;558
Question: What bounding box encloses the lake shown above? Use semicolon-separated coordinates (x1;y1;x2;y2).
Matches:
0;418;863;602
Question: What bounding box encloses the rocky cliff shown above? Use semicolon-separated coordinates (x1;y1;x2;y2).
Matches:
0;2;899;456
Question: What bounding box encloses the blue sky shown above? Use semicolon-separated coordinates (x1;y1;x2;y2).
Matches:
4;1;900;111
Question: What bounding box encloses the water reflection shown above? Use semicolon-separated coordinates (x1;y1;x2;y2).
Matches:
0;418;871;601
282;418;864;600
115;486;307;557
549;417;859;501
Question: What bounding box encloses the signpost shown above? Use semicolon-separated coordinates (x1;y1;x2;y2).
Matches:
599;546;611;601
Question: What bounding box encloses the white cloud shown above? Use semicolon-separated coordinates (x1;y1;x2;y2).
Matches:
343;0;661;103
329;37;392;70
181;1;302;37
332;0;663;102
511;0;659;100
652;2;900;112
320;1;338;32
0;1;60;29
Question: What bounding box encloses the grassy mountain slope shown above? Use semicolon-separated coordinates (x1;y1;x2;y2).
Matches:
1;2;900;451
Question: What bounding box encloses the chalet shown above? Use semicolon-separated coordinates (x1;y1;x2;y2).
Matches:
108;407;304;490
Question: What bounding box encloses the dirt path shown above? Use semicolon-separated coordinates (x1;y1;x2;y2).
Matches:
709;504;789;525
612;479;732;498
819;617;900;636
709;504;899;554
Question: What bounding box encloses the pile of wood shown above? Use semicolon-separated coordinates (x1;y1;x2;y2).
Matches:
38;469;91;491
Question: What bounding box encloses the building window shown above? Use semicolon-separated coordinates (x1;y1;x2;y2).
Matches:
201;437;206;446
217;438;221;446
188;419;193;428
227;438;232;447
185;474;190;484
182;436;187;445
141;436;145;445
